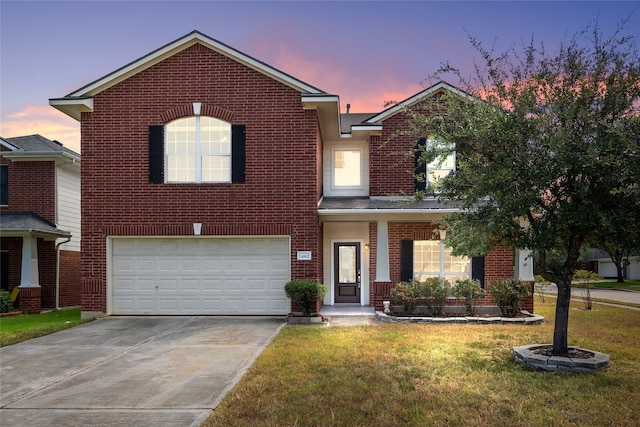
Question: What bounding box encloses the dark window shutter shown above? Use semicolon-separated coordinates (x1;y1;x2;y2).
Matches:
414;138;426;192
471;256;485;288
400;240;414;282
0;165;8;205
149;125;163;183
231;124;246;183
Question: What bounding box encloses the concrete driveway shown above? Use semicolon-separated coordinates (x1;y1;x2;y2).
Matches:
0;316;285;426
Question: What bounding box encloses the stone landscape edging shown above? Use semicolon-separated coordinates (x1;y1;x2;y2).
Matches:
375;310;545;324
513;344;610;372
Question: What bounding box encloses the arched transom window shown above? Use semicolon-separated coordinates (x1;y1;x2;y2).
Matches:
165;116;231;183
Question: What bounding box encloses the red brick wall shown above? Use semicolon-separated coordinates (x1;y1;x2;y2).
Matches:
368;221;529;311
79;43;322;313
38;240;57;308
0;158;56;221
59;250;81;307
369;132;415;197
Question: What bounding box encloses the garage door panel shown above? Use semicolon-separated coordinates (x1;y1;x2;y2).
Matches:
112;237;291;315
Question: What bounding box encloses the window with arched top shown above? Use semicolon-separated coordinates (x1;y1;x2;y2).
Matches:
164;116;232;183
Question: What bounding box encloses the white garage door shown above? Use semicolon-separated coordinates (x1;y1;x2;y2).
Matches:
111;237;290;315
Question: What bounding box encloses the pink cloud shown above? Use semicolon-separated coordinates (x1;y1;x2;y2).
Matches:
249;39;424;114
0;104;80;153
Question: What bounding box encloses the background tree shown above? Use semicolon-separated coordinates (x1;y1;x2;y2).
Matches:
403;19;640;356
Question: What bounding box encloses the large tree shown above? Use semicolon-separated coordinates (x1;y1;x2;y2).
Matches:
406;19;640;356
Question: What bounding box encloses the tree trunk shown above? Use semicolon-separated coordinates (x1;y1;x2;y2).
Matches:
616;263;625;283
611;251;625;283
552;277;571;356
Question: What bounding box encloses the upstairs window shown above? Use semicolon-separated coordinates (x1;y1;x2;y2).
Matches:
332;149;363;189
426;152;456;190
0;165;7;206
165;116;231;183
415;138;455;193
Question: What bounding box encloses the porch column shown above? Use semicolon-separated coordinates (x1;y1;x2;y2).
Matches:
375;221;390;282
515;248;535;281
19;235;41;313
20;236;40;286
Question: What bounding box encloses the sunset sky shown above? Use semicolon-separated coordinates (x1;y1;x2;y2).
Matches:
1;1;638;153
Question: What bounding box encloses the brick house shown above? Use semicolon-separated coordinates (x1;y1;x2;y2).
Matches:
0;135;81;313
49;31;533;319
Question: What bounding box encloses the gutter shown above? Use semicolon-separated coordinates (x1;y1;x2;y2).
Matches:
318;208;462;215
55;236;72;310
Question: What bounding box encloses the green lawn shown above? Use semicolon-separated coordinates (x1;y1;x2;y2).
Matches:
592;280;640;290
0;308;87;347
204;300;640;427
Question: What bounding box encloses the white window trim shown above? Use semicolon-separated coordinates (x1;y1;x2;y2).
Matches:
426;151;456;191
164;116;231;184
413;240;470;281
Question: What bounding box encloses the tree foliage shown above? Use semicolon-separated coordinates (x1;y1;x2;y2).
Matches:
402;18;640;355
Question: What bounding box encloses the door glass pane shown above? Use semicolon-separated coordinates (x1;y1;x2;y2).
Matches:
339;246;356;283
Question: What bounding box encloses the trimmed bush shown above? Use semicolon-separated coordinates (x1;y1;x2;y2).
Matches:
453;279;485;316
390;281;421;314
420;278;451;316
0;291;14;314
489;279;530;317
285;280;327;316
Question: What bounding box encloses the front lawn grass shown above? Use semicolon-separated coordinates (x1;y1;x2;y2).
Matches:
0;308;86;347
204;300;640;427
593;279;640;290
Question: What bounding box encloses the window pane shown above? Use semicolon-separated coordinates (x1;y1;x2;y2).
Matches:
334;150;361;187
413;240;470;281
427;153;455;189
413;240;440;276
202;155;231;182
0;165;7;205
166;117;197;155
338;246;357;283
167;155;195;182
200;117;231;155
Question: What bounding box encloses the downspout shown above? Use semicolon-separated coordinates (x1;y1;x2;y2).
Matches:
55;237;71;310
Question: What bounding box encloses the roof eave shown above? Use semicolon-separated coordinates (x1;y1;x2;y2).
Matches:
49;97;94;121
365;81;473;124
0;229;72;241
54;31;324;113
2;150;81;164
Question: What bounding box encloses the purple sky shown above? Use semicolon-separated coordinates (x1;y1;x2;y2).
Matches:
1;1;638;153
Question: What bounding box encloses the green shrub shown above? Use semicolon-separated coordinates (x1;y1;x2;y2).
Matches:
284;280;327;316
420;278;451;316
453;279;485;316
390;281;421;314
489;279;530;317
0;291;14;314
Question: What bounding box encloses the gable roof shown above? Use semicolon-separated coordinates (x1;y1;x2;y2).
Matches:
50;30;326;121
364;81;471;124
1;134;80;163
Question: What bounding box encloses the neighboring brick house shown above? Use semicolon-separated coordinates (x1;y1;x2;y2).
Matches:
49;31;533;319
0;135;81;313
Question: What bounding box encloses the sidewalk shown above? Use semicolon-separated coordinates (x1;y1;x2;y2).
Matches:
542;284;640;308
